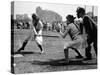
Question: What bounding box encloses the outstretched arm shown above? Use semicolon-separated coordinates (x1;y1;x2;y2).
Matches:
30;20;38;35
32;25;38;35
56;23;69;38
59;29;68;38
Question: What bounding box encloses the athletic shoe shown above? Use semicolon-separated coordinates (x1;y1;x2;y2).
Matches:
84;57;92;61
75;55;84;59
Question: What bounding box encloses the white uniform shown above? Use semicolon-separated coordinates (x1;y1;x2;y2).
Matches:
30;20;43;44
35;20;43;45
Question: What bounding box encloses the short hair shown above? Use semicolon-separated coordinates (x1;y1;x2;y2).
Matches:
76;7;85;15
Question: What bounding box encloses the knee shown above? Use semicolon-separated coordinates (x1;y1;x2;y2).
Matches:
64;43;70;49
24;40;28;43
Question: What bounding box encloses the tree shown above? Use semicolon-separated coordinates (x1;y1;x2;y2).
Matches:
36;6;62;24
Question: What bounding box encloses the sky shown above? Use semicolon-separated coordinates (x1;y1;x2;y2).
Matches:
13;1;98;21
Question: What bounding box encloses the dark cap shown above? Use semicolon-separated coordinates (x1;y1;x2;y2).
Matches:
66;15;76;22
32;13;39;21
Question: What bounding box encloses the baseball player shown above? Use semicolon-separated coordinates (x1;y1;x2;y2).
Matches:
17;13;44;54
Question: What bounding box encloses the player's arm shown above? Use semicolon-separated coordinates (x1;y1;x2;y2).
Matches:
32;25;38;35
30;20;38;35
59;29;68;38
32;20;43;36
39;20;43;30
83;16;92;34
58;25;69;38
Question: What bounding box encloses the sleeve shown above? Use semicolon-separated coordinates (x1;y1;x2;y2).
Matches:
60;25;70;38
39;20;43;30
83;16;91;33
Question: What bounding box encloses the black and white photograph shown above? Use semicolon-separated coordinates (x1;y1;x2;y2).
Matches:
11;1;98;74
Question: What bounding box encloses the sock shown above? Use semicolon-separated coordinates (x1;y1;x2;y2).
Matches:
38;44;43;52
18;40;28;51
64;48;68;59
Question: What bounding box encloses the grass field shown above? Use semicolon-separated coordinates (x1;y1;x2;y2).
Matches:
13;29;97;74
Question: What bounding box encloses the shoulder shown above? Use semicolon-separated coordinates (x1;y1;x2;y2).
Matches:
67;23;75;30
68;23;75;27
83;15;91;20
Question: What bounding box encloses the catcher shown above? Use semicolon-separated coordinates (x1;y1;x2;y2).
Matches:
58;15;87;59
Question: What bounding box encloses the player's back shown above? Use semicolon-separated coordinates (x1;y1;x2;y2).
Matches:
83;15;97;37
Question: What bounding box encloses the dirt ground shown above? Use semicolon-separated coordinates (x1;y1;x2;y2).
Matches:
12;29;97;74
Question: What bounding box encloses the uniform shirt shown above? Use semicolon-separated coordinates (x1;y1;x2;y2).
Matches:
31;20;43;35
34;20;43;33
63;23;80;40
